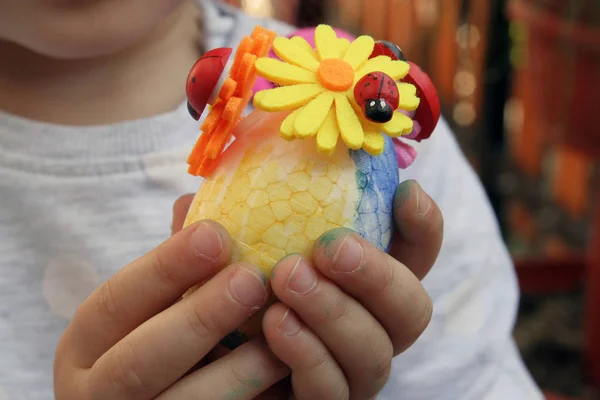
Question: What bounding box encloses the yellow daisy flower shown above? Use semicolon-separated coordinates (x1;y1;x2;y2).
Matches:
253;24;421;156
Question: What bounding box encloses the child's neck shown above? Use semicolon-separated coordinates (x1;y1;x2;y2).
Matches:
0;1;202;126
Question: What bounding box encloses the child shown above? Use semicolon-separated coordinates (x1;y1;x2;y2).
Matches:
0;0;543;399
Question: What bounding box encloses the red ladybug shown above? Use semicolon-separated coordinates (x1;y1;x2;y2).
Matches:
186;47;233;120
354;72;399;123
370;40;406;61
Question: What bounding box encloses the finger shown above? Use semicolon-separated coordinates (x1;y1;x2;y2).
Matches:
64;220;232;367
88;263;269;400
312;228;433;355
172;194;195;235
263;303;348;400
156;338;289;400
389;180;443;280
270;255;392;400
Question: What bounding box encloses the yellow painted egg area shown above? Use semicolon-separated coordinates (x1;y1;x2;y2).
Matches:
184;111;360;277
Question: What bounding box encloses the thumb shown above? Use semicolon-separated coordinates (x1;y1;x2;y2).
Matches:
172;194;195;235
389;180;443;280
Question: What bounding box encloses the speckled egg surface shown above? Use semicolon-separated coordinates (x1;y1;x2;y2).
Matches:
184;111;399;277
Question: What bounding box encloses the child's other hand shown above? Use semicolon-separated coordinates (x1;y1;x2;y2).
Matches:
262;180;443;400
53;217;289;400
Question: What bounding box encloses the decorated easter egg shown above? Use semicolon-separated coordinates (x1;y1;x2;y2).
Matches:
182;25;437;348
185;110;399;265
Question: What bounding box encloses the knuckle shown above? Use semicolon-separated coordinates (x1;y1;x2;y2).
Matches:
229;361;252;387
393;293;433;353
226;360;266;395
331;383;350;400
104;339;145;396
298;349;350;400
410;293;433;340
418;296;434;333
303;348;330;372
96;279;120;324
151;248;181;287
186;300;223;340
372;256;396;293
320;290;350;323
367;340;393;397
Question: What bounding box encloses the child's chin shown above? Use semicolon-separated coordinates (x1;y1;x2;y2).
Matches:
6;0;185;59
20;31;144;60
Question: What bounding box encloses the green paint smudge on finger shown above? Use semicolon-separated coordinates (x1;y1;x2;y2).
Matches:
224;378;263;400
316;227;355;257
394;180;416;209
393;180;417;235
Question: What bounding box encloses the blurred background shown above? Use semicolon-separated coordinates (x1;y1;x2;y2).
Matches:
225;0;599;398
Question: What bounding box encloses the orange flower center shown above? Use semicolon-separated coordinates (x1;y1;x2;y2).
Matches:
317;59;355;92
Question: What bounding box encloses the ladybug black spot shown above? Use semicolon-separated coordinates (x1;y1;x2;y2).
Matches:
191;77;196;83
365;82;370;87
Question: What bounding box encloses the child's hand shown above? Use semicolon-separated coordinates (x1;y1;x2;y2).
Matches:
262;180;443;400
168;179;441;400
53;219;289;400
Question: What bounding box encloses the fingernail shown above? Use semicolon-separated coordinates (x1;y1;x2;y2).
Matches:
332;234;363;274
277;308;301;336
229;267;267;308
271;253;300;279
287;257;317;295
190;221;223;260
415;187;432;217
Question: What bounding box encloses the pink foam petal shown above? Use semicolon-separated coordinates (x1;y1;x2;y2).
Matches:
253;77;273;94
392;139;418;169
404;120;422;141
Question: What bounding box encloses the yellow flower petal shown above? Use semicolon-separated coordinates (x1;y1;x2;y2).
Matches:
383;60;410;80
315;24;342;60
397;82;420;111
381;111;414;137
354;55;390;82
398;82;417;96
253;84;324;112
290;36;317;56
400;97;420;112
363;130;385;155
272;37;320;72
256;58;317;86
335;93;364;149
280;109;301;140
343;35;374;70
316;109;340;155
337;38;351;58
355;56;410;82
295;92;334;138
